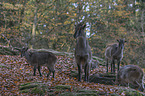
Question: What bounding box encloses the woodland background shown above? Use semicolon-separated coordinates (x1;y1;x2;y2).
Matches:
0;0;145;95
0;0;145;67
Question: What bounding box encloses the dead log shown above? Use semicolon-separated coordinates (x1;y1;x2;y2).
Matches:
89;73;116;85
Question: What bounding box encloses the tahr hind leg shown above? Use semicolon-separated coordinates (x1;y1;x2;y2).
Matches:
38;65;42;76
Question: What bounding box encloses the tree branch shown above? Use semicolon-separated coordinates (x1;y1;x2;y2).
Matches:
1;34;13;49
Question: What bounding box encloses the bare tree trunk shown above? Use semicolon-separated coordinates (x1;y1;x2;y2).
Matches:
32;2;38;49
140;3;145;66
141;9;144;40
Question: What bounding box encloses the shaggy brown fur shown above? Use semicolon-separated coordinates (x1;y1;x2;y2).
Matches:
21;47;57;78
74;23;92;82
105;39;126;73
116;65;144;92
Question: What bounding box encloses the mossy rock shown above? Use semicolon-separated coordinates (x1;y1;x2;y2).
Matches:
19;89;30;93
59;92;76;96
108;93;119;96
118;88;145;96
89;73;116;85
20;82;32;86
125;90;144;96
77;89;97;93
77;90;106;95
54;88;63;92
59;92;99;96
76;93;98;96
19;84;38;90
55;85;72;90
31;87;44;95
48;92;56;96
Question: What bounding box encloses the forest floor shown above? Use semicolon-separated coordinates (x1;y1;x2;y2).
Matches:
0;50;145;96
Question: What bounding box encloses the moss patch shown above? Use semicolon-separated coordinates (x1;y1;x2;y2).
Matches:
59;92;75;96
55;85;72;90
19;89;30;93
31;87;44;95
19;84;38;90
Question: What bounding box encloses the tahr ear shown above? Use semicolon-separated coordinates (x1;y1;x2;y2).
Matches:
82;24;86;29
74;24;76;27
23;47;28;51
74;30;78;39
116;39;119;42
25;47;28;51
123;38;127;43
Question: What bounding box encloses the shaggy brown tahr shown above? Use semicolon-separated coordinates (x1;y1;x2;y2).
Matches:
105;39;126;73
21;47;57;79
116;65;144;92
74;22;92;82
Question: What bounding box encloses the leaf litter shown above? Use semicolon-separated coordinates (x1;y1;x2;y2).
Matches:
0;55;143;95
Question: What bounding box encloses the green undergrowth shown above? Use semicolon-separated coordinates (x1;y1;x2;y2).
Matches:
19;82;145;96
